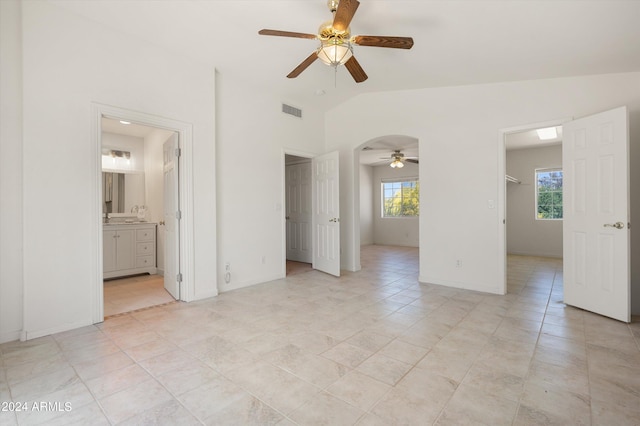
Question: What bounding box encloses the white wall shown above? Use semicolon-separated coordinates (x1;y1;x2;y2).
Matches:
0;0;24;343
12;1;217;340
359;164;374;245
506;145;563;257
372;162;420;247
215;72;325;292
326;72;640;314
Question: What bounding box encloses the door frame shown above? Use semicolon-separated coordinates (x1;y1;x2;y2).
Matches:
91;103;195;323
497;117;571;295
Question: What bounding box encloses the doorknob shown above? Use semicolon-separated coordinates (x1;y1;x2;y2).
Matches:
603;222;625;229
329;218;340;223
285;216;290;220
159;220;165;225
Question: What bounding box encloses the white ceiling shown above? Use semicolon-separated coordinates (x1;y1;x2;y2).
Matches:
49;0;640;110
506;126;563;151
359;135;418;165
101;117;158;138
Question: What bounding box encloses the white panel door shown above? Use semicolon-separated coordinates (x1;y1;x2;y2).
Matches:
286;162;312;263
312;151;340;276
163;133;180;300
563;106;629;322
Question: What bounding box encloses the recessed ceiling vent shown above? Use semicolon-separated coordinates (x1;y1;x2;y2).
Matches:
282;103;302;118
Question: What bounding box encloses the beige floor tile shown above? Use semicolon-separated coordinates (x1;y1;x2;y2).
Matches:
44;401;111;426
377;338;429;365
9;365;80;401
436;383;518;425
321;342;374;368
355;353;412;385
462;363;525;402
371;386;447;424
99;378;174;424
84;363;152;399
3;248;638;425
326;370;391;411
225;360;320;415
288;391;365;426
119;400;202;426
515;382;591;426
264;344;349;389
124;337;178;362
526;359;589;397
72;351;134;381
204;394;283;426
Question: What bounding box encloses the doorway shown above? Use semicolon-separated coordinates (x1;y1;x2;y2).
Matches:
284;154;313;276
100;117;179;316
282;150;341;277
92;103;196;323
499;119;567;295
356;135;420;270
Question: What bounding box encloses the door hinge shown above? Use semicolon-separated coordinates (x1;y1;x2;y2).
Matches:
175;148;181;157
176;273;183;283
176;210;182;220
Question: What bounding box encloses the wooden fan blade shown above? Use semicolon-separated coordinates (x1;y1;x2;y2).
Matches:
333;0;360;32
353;35;414;49
344;56;368;83
287;52;318;78
406;159;419;164
259;29;317;39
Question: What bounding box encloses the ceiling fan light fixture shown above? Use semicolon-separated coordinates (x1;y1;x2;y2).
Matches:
390;158;404;168
317;39;353;66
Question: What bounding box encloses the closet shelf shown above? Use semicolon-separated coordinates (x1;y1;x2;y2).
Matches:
505;174;521;184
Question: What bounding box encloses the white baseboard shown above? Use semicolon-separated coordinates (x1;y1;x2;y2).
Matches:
23;318;93;341
0;329;22;344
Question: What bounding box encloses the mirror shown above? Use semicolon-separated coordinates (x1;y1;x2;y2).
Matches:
102;172;145;214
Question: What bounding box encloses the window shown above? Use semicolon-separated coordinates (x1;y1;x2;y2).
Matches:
382;179;419;217
536;168;563;219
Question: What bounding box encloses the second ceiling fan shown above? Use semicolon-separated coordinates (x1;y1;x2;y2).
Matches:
259;0;414;83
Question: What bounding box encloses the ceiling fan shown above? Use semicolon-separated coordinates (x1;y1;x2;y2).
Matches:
258;0;414;83
383;150;419;168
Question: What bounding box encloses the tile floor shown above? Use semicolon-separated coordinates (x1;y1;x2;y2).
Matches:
104;275;176;317
1;245;639;425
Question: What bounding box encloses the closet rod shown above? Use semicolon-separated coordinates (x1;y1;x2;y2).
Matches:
505;174;521;184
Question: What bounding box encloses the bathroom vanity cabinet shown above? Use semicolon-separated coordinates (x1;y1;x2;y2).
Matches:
103;223;157;279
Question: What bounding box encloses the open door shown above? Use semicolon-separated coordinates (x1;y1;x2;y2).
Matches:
163;133;180;299
286;161;313;263
312;151;340;276
563;106;630;322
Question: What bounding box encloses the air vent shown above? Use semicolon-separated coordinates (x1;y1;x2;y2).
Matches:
282;103;302;118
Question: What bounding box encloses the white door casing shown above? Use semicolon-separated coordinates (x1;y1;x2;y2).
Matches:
163;133;180;300
312;151;340;277
286;162;312;263
563;106;630;322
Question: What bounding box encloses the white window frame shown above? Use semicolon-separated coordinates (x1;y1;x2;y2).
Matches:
535;167;563;221
381;178;419;218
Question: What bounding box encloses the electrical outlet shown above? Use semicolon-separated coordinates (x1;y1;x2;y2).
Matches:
225;262;231;271
456;259;462;268
261;256;266;264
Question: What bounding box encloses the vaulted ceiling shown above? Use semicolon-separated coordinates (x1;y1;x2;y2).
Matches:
50;0;640;110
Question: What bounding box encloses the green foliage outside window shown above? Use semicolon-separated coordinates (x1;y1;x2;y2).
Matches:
382;180;419;217
536;169;563;219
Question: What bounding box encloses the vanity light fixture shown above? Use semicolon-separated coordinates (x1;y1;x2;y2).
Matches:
104;149;131;159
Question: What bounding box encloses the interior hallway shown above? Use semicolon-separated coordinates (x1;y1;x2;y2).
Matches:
1;245;639;425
